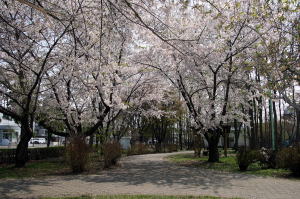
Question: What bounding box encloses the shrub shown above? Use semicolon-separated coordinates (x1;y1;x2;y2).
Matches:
127;143;153;155
103;141;122;168
203;150;209;156
0;147;65;164
194;134;203;157
276;145;300;176
29;147;65;160
236;147;259;171
166;144;178;152
257;147;277;169
66;136;91;173
154;143;162;153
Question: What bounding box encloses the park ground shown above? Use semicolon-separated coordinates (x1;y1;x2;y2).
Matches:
1;151;300;199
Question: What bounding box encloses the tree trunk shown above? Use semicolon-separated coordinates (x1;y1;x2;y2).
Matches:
95;130;100;148
233;119;241;150
179;119;183;150
15;122;33;167
194;133;202;157
249;101;256;149
278;99;283;148
258;97;263;147
244;125;247;147
47;132;51;148
205;130;221;162
291;110;296;143
223;126;231;157
223;133;228;157
296;110;300;143
264;107;268;147
256;72;263;147
272;99;278;150
253;98;259;147
89;134;94;146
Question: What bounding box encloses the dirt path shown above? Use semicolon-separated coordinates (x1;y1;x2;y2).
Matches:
1;151;300;199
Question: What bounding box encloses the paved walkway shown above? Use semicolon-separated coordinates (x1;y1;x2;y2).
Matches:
1;151;300;199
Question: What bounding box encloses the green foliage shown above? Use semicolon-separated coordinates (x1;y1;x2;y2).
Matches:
103;141;122;168
276;146;300;176
167;153;290;177
66;137;91;173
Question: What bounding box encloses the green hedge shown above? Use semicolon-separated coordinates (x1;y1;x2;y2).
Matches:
0;146;65;164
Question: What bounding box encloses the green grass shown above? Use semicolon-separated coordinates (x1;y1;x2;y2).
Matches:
167;153;291;178
218;149;237;155
42;195;240;199
0;158;68;179
0;152;105;179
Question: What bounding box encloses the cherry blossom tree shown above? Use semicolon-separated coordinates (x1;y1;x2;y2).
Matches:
2;0;298;167
117;0;272;161
0;0;171;168
252;1;300;142
0;0;73;167
37;0;172;141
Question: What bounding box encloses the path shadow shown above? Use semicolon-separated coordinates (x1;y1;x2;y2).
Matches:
0;152;268;199
74;152;259;196
0;178;57;199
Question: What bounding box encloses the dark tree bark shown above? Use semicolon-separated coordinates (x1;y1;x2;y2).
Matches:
233;119;242;150
244;125;247;147
47;132;51;148
223;126;230;157
179;118;183;150
15;120;33;168
296;110;300;143
194;132;203;157
253;98;259;146
258;97;264;147
249;100;256;149
264;107;268;147
246;126;251;147
272;99;278;150
205;129;221;162
89;134;94;146
278;98;283;148
256;70;263;147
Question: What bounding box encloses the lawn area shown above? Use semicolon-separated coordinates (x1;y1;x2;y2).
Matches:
0;153;105;179
0;158;68;179
42;195;240;199
167;153;291;178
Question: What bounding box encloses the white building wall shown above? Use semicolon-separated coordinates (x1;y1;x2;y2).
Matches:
0;113;21;144
120;137;131;150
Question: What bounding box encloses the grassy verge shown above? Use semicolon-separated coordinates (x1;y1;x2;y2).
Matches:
167;153;291;178
42;195;240;199
0;153;104;179
0;158;69;179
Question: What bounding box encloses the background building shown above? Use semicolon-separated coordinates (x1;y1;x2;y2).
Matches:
0;113;21;145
